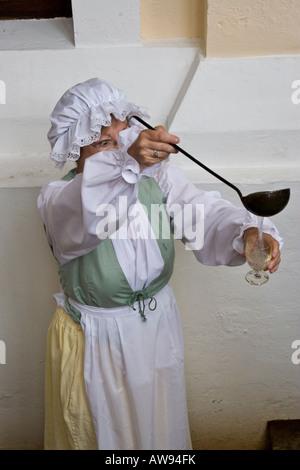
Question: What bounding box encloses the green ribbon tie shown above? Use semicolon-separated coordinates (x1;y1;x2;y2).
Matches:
128;290;158;321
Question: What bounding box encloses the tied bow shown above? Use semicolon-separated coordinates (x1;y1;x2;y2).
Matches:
128;290;157;321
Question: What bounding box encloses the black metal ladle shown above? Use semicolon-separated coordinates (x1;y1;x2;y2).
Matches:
131;116;290;217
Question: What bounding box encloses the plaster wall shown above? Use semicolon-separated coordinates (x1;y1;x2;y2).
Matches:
0;0;299;450
72;0;142;46
206;0;300;57
140;0;300;58
140;0;205;40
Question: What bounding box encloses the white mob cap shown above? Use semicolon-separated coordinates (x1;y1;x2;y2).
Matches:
47;77;149;169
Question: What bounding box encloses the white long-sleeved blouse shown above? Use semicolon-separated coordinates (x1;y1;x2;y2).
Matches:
37;125;282;292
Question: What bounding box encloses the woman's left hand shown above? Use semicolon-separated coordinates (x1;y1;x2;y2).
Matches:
243;227;281;274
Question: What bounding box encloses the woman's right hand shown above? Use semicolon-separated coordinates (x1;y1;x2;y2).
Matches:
127;126;180;168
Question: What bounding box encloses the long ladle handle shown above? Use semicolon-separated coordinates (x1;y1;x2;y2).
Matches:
131;115;243;201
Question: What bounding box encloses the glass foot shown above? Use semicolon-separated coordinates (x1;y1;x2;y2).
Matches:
245;270;269;286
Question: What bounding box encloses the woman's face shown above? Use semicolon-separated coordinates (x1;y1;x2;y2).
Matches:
77;116;129;172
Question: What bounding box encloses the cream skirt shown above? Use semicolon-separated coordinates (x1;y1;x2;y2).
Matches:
44;306;97;450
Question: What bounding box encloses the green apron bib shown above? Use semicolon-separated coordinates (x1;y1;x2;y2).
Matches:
58;168;175;322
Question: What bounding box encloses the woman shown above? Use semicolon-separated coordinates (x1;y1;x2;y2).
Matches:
38;78;282;450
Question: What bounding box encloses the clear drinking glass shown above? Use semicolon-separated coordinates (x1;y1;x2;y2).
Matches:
245;234;272;285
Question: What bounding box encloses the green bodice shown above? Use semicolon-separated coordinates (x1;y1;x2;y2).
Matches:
58;170;175;322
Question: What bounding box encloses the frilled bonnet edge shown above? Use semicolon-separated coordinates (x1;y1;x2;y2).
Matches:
47;78;150;170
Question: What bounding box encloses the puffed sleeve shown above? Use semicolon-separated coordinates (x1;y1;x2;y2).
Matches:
37;126;143;265
155;161;283;266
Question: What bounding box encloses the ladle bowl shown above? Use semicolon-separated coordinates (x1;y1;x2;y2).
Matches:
131;116;290;218
241;189;290;217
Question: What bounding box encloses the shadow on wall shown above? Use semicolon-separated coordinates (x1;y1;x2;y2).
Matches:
0;187;58;450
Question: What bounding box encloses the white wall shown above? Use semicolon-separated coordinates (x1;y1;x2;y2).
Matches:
0;1;299;450
171;180;299;449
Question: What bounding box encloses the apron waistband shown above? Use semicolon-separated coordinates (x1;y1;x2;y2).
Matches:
54;286;169;323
